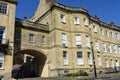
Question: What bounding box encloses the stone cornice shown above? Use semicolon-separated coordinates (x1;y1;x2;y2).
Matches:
0;0;18;4
91;17;120;31
52;2;89;16
15;18;49;32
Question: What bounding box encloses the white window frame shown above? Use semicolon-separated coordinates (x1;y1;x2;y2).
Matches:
29;34;34;43
112;32;115;38
118;46;120;54
0;2;7;14
88;52;92;65
116;33;119;39
96;41;100;51
74;17;80;25
116;60;119;71
0;52;4;69
0;27;6;44
86;35;91;48
75;34;82;47
106;59;109;68
119;33;120;40
63;51;68;65
113;45;117;54
106;30;109;37
93;25;97;32
108;44;112;53
116;60;119;67
62;33;67;47
98;56;102;66
41;36;46;44
83;18;89;26
111;59;114;68
101;29;104;35
103;43;107;53
77;51;84;65
61;14;66;23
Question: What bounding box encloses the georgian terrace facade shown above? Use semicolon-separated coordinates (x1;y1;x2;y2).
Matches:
15;1;120;77
0;0;119;78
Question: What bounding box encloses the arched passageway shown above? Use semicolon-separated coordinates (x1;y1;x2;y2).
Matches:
12;49;47;78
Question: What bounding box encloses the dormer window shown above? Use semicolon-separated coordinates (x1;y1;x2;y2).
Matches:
61;14;66;23
0;2;7;14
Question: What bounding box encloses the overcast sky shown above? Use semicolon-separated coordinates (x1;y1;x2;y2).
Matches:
16;0;120;26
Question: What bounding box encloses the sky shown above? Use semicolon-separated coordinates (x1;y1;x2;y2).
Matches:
16;0;120;26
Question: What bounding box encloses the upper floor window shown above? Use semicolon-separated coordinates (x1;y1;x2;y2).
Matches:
83;18;89;26
0;52;4;69
118;33;120;40
110;32;112;37
108;44;112;53
106;30;109;37
62;33;67;47
15;31;21;40
118;46;120;54
86;35;90;48
96;41;100;51
41;36;46;44
29;34;34;43
101;29;104;35
116;33;119;39
0;2;7;14
113;45;117;54
93;25;97;32
75;34;82;47
103;43;107;53
74;17;80;25
112;32;115;38
61;14;66;23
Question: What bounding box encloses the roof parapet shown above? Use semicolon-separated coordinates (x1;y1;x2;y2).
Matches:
53;2;88;14
108;22;114;26
94;15;100;21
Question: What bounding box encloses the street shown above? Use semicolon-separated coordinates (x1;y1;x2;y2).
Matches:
95;78;120;80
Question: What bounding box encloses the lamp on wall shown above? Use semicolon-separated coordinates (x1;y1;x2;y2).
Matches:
90;42;97;78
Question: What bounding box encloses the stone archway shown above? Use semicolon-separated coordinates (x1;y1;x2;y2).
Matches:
13;49;47;78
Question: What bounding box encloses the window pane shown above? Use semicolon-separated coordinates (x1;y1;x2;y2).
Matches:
77;52;82;58
62;33;67;46
42;36;45;43
29;34;34;42
15;31;21;40
0;2;7;14
0;52;4;69
75;34;82;46
86;35;90;48
63;51;68;65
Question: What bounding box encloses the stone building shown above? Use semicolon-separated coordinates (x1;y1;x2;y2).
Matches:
0;0;17;79
0;0;120;78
